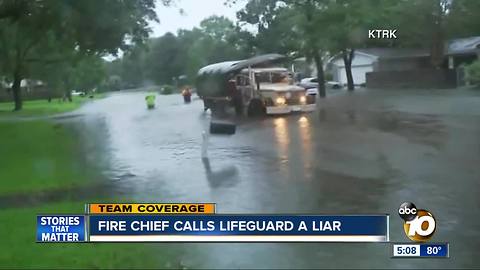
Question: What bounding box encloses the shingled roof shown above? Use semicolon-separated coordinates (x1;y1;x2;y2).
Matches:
356;48;430;59
446;36;480;55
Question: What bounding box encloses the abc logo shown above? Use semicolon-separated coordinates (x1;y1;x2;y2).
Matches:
398;202;436;242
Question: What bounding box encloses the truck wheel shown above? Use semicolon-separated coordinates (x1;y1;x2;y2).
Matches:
247;99;265;117
203;99;211;112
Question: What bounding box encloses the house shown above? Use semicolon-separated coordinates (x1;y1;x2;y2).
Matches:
326;36;480;86
445;36;480;68
445;36;480;86
327;48;431;86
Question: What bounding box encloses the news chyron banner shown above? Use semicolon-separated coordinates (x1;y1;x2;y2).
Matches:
37;203;389;243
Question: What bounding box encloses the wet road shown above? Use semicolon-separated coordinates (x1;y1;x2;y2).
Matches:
70;89;480;268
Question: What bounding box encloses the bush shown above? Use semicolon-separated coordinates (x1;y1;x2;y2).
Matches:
465;60;480;85
160;84;175;95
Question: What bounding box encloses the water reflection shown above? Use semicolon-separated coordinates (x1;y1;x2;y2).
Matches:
318;108;327;121
201;157;239;189
298;115;309;128
273;117;289;162
298;116;313;179
346;110;357;124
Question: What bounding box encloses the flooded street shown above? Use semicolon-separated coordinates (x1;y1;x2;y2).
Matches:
70;89;480;268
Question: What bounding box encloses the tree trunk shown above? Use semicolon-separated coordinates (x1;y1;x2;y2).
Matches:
12;68;22;111
430;0;445;69
430;30;444;69
313;51;326;98
65;89;72;102
343;49;355;91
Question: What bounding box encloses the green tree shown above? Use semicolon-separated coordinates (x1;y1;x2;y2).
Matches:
119;45;149;88
146;32;185;85
135;16;253;85
295;0;329;97
0;0;160;111
178;28;208;81
237;1;301;55
320;0;382;91
391;0;450;68
198;16;254;62
237;0;329;97
30;51;107;101
446;0;480;38
72;56;107;93
0;0;30;20
373;0;480;68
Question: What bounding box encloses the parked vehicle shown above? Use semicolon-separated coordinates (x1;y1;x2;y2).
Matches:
196;54;316;116
298;77;319;89
71;90;83;96
305;87;319;96
298;77;343;94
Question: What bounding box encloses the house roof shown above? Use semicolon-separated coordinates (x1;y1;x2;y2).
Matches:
326;48;430;66
356;37;480;58
315;36;480;67
446;36;480;55
356;48;430;59
4;79;45;88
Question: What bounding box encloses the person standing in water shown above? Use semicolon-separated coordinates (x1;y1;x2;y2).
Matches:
182;87;192;103
145;93;156;109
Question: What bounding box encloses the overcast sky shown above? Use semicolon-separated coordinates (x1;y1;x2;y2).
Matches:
150;0;246;37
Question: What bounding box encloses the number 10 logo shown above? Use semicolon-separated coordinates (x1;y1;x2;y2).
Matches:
398;202;436;242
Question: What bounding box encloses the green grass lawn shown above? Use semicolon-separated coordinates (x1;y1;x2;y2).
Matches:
0;93;105;117
0;121;92;195
0;119;180;268
0;202;179;268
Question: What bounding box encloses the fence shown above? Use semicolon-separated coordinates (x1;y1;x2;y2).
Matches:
366;69;458;89
0;86;62;102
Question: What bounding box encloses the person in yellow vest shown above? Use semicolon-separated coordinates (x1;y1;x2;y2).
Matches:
145;93;156;109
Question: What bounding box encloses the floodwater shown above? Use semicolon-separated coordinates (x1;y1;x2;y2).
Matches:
68;88;480;268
